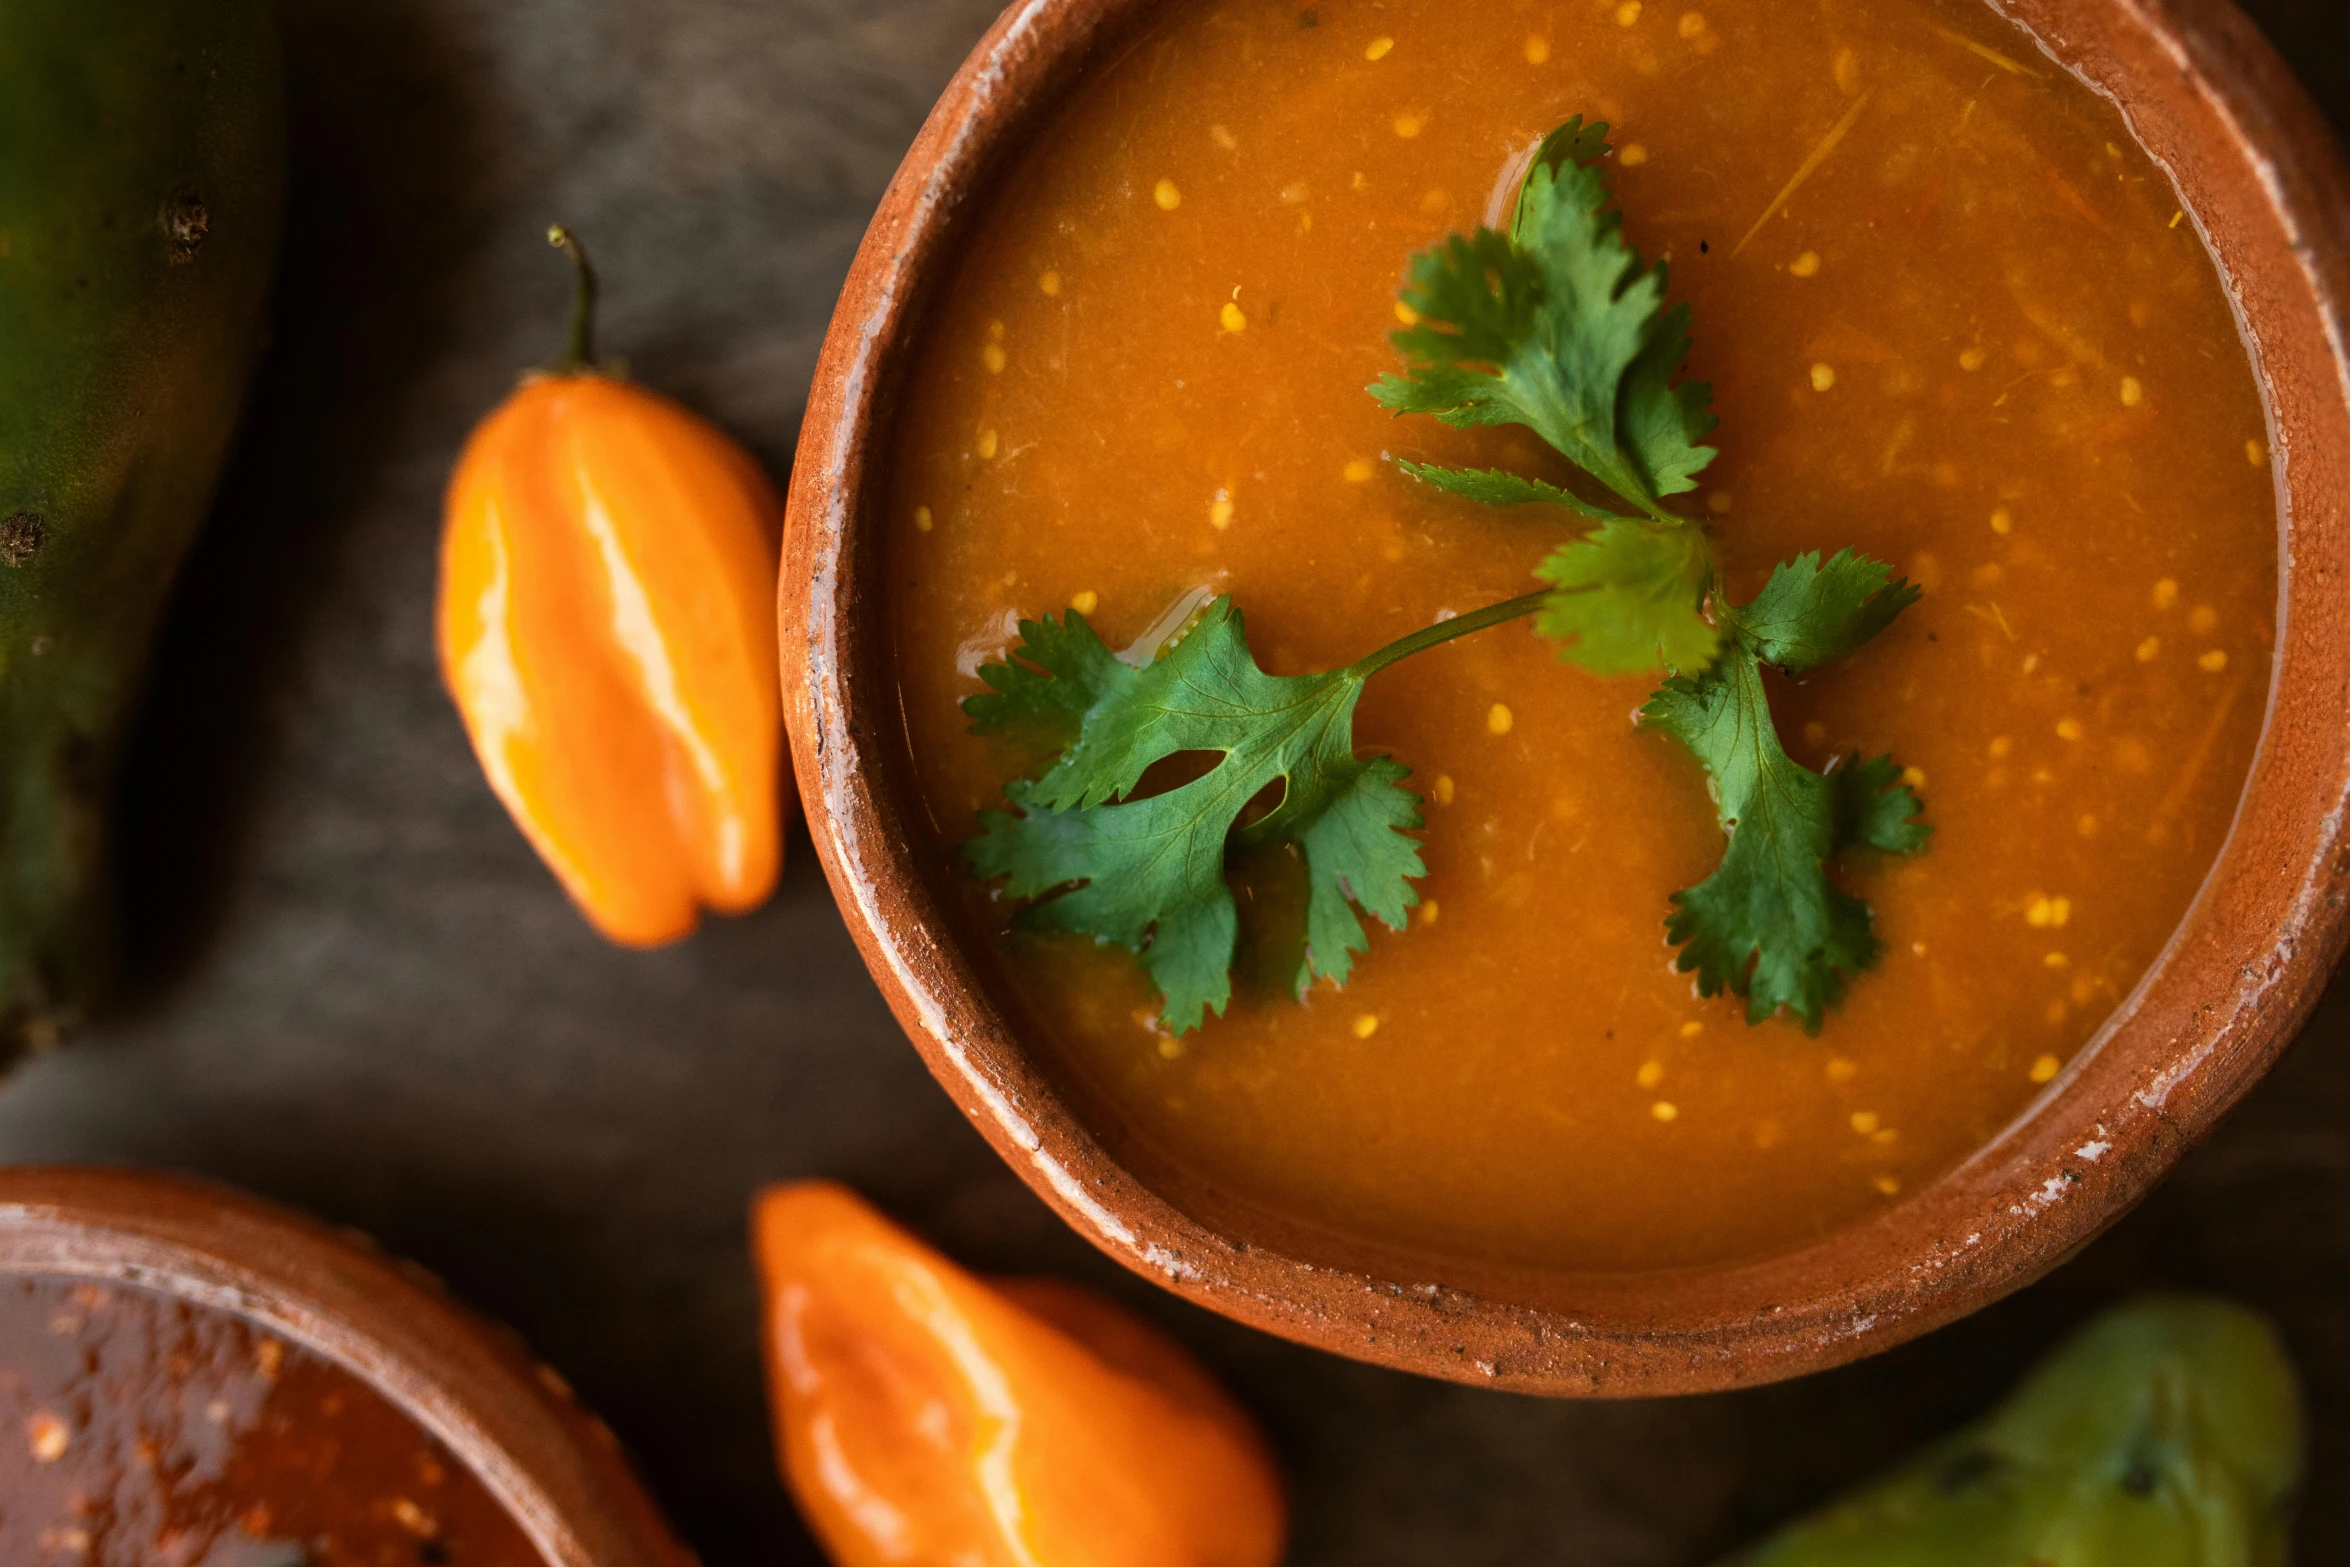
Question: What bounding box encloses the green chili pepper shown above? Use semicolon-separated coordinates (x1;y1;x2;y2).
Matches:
1726;1297;2303;1567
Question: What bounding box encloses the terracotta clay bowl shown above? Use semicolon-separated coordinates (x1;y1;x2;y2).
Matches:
781;0;2350;1394
0;1167;694;1567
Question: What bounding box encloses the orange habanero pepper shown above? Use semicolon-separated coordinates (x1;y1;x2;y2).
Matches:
751;1181;1288;1567
438;228;789;947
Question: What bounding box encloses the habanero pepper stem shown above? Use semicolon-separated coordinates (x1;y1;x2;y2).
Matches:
546;224;597;370
436;226;792;948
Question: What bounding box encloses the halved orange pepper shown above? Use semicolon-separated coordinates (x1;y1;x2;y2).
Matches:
438;228;788;946
751;1181;1288;1567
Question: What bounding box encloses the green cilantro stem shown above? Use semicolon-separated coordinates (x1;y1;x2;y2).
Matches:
1346;590;1549;679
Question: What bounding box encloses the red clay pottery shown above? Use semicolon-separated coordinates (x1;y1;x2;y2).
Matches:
780;0;2350;1394
0;1167;694;1566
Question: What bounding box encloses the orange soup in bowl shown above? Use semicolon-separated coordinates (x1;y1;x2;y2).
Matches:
878;0;2276;1274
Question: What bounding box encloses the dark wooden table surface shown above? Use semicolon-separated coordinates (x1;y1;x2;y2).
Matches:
1;1;2343;1561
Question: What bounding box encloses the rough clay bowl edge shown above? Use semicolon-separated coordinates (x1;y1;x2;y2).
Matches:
0;1166;698;1567
780;0;2350;1395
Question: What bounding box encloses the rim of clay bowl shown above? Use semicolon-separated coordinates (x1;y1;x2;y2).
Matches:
780;0;2350;1394
0;1167;696;1567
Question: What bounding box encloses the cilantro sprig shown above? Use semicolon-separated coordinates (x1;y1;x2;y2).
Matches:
959;114;1927;1037
964;592;1544;1035
1643;553;1929;1024
1374;118;1724;678
1374;116;1928;1028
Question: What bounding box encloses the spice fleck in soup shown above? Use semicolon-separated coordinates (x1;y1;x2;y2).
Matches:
882;0;2276;1272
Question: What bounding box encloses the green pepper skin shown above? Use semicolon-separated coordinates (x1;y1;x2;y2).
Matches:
0;0;285;1059
1725;1297;2304;1567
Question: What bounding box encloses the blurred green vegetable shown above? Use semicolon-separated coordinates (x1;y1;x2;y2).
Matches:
1724;1297;2303;1567
0;0;284;1060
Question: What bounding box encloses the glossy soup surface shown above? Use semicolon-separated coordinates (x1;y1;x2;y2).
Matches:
883;0;2277;1272
0;1276;545;1567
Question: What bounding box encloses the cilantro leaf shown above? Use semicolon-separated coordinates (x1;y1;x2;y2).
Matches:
1832;753;1934;857
962;605;1128;758
1639;555;1928;1029
1641;653;1882;1028
1533;518;1720;675
1619;297;1716;501
964;598;1431;1034
1370;229;1547;425
1370;117;1716;516
1728;547;1921;673
1523;117;1615;190
1268;753;1424;1002
1390;459;1620;521
967;773;1247;1034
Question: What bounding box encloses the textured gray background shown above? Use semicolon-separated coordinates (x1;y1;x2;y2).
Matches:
0;0;2343;1561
